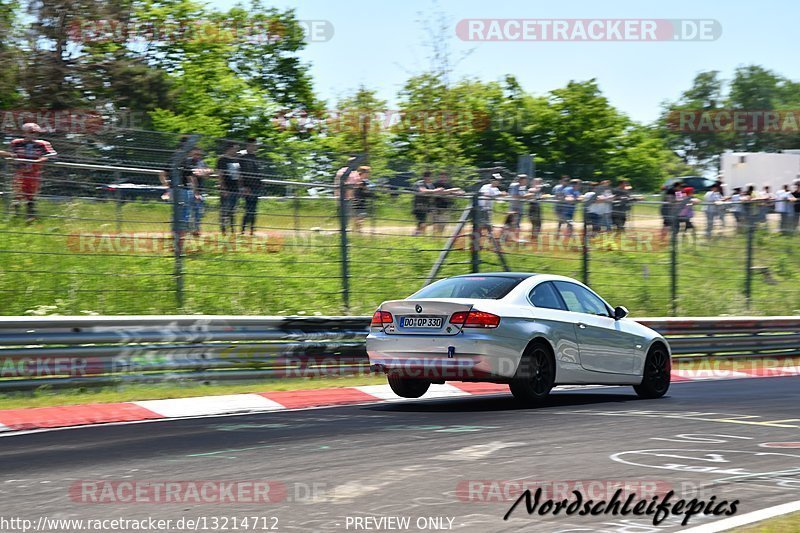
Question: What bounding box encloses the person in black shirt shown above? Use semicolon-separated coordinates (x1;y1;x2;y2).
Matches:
792;180;800;233
611;179;633;231
431;172;463;235
412;171;441;236
216;141;242;234
180;146;211;235
239;138;262;235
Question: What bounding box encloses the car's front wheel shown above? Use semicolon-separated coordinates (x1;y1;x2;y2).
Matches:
509;342;555;405
387;374;431;398
634;345;671;399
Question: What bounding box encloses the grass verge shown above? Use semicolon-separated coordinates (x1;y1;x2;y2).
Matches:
733;511;800;532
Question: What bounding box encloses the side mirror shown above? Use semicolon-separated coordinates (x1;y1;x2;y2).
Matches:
613;306;629;320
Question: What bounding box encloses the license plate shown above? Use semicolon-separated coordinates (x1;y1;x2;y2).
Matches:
401;316;443;328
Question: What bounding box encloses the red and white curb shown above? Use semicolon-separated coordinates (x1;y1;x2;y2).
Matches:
0;367;797;434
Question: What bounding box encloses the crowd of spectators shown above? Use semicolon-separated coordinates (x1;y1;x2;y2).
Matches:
662;179;800;243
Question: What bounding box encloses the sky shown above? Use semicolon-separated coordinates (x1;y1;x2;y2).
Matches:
208;0;800;125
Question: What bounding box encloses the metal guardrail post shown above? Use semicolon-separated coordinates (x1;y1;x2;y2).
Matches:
470;194;480;273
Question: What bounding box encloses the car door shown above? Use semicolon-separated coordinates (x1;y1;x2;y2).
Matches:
527;281;581;366
551;281;636;374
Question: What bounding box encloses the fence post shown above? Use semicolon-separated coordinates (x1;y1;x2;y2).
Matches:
338;158;362;313
114;170;122;233
168;135;200;310
582;201;589;285
670;200;679;316
293;190;300;235
470;193;480;273
170;172;184;309
744;203;755;308
1;160;9;218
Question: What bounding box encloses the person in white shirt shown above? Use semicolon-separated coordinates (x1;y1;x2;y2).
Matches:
776;184;794;235
702;184;723;239
478;174;506;240
583;183;601;236
596;179;614;231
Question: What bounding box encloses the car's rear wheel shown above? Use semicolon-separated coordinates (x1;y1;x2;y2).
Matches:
387;374;431;398
509;342;555;405
634;345;671;399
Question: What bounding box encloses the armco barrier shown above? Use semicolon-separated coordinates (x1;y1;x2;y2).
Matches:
0;315;798;391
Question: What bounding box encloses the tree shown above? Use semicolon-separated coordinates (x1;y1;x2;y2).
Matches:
0;0;22;108
543;79;627;179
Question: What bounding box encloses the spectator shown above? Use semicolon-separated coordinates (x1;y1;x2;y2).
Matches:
412;171;440;236
181;145;211;235
503;174;528;243
552;176;569;237
431;172;462;235
729;187;744;232
560;179;581;239
596;179;614;231
702;184;723;239
611;179;633;231
1;123;57;222
758;185;775;227
792;180;800;233
583;182;601;236
334;165;353;198
478;174;506;241
351;166;373;233
239;138;262;236
660;181;682;242
217;141;242;235
715;179;729;228
677;186;699;245
525;177;544;243
776;184;794;235
742;184;758;230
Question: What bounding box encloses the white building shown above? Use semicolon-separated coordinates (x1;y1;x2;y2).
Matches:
720;151;800;191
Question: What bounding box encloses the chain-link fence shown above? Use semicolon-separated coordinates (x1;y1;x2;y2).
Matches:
1;129;799;317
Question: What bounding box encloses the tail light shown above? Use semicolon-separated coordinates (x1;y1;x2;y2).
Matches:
370;310;393;327
450;310;501;328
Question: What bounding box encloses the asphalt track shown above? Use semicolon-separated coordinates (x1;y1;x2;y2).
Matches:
1;377;799;533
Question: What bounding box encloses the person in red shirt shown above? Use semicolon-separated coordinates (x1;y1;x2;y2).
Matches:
0;123;58;221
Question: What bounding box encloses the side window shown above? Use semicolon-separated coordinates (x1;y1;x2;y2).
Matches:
553;282;610;317
529;282;566;310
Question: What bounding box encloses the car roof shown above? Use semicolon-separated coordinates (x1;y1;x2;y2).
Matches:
452;272;538;280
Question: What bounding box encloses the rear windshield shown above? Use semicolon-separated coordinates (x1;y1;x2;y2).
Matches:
410;276;524;300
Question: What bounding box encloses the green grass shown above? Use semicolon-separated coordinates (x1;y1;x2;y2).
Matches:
733;512;800;532
0;374;389;410
1;196;799;317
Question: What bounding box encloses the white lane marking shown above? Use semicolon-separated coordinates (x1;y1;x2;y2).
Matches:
353;384;406;401
355;383;475;401
681;499;800;532
673;369;752;380
420;383;472;399
433;441;526;461
134;394;285;418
